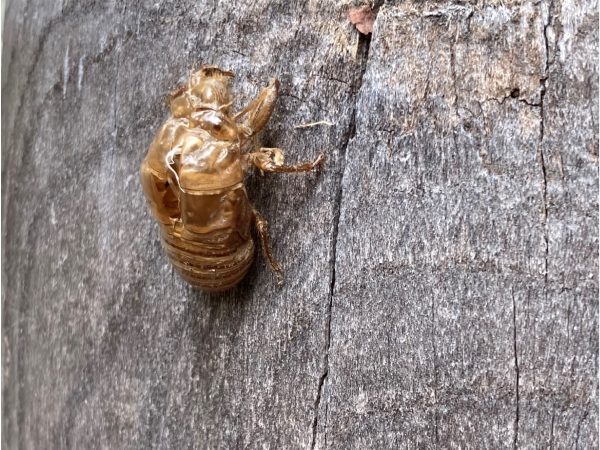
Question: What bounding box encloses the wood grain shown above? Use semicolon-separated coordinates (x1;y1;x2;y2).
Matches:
2;0;597;448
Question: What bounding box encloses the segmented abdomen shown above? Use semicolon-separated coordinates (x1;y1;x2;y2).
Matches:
160;223;255;292
157;185;255;292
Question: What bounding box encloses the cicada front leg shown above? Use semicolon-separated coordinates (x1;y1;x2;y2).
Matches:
235;78;280;138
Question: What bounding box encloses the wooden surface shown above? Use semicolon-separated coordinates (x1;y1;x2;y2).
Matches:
2;0;597;448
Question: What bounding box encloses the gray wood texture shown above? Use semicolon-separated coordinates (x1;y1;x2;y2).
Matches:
2;0;597;448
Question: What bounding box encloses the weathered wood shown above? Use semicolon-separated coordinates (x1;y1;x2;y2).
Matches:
2;0;597;449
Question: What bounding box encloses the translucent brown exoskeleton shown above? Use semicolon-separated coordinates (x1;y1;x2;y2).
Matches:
140;66;324;292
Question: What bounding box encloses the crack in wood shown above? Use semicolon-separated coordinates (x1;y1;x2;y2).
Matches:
539;0;554;286
309;30;373;450
483;95;543;108
512;290;520;450
574;408;589;449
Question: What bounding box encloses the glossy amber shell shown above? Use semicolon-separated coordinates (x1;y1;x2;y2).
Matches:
140;68;256;291
141;66;321;291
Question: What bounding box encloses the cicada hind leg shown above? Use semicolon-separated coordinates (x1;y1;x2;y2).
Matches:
252;209;284;285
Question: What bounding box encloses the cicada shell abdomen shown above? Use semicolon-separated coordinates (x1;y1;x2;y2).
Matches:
160;221;255;292
141;172;257;292
159;179;256;292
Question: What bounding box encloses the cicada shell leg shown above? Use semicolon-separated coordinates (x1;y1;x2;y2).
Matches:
247;148;325;174
235;78;280;139
253;209;284;285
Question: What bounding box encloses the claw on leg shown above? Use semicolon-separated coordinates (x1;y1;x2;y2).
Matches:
247;148;325;174
253;209;284;285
